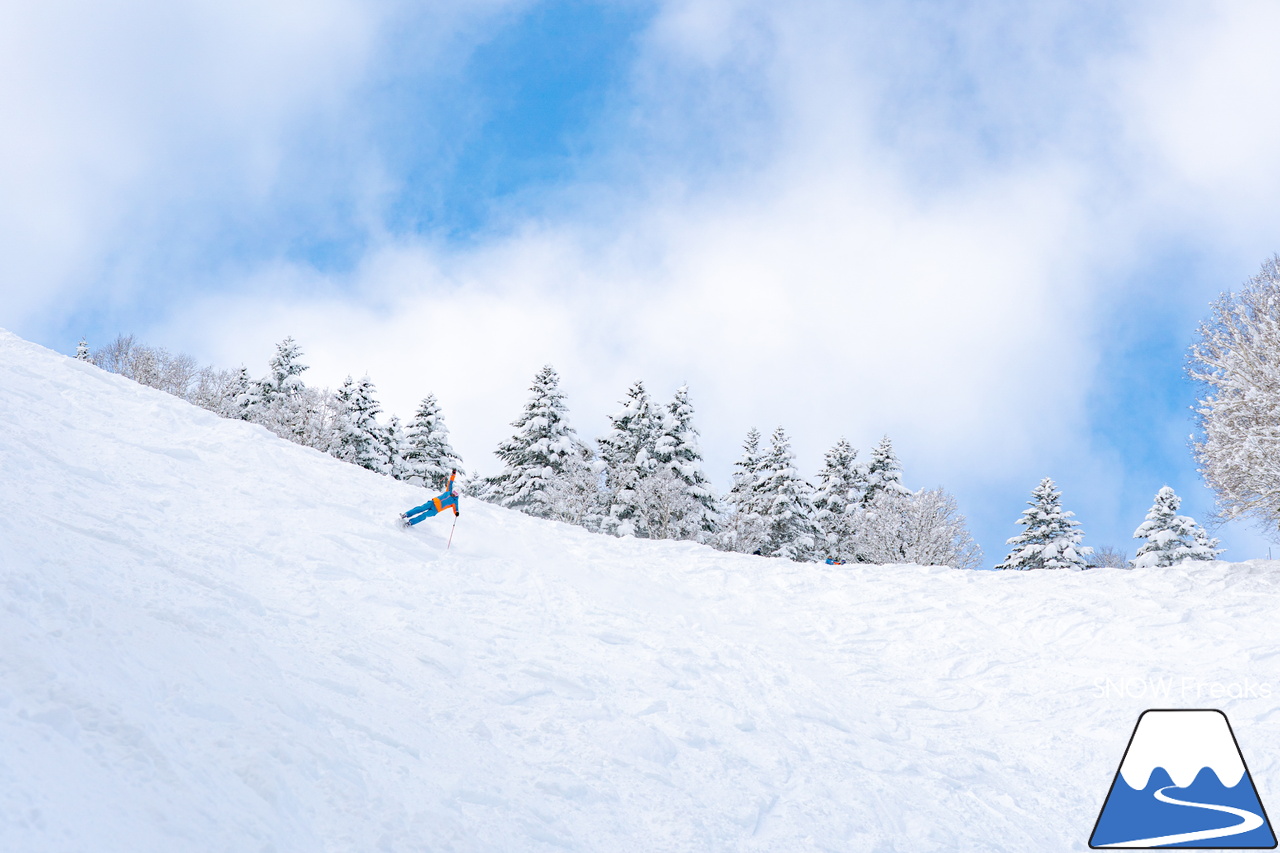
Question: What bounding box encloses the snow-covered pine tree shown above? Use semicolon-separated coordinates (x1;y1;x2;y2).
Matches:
863;436;911;507
1131;486;1223;567
996;477;1092;570
249;337;318;443
1191;527;1223;562
255;337;307;409
755;427;819;561
812;438;865;561
487;365;591;518
719;428;767;553
598;380;660;537
330;375;390;473
226;367;255;420
383;416;413;481
404;394;465;490
75;339;92;362
650;384;720;541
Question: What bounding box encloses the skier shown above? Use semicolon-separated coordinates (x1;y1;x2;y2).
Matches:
401;470;460;526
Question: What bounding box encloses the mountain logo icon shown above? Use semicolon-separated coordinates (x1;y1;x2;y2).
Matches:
1090;709;1276;848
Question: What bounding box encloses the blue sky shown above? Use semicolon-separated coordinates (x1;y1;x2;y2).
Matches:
6;0;1280;564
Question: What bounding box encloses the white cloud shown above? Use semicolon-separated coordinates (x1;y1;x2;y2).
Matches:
0;0;526;329
153;3;1115;492
1118;3;1280;225
164;152;1102;499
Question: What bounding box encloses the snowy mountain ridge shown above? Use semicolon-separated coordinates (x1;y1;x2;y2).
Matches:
4;327;1280;852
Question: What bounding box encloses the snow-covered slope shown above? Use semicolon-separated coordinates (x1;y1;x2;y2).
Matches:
3;328;1280;852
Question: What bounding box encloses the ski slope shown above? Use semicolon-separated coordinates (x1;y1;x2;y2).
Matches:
3;328;1280;852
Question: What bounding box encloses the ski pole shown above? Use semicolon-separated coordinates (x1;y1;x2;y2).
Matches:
446;515;457;550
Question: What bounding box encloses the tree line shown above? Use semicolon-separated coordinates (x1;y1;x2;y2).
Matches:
79;334;462;491
76;308;1253;572
75;335;984;568
443;365;985;568
995;477;1220;570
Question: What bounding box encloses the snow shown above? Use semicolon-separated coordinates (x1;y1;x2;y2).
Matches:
4;327;1280;851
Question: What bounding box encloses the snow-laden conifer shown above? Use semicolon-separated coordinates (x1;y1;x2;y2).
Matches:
487;366;591;517
383;416;413;481
404;394;465;490
996;477;1092;570
330;375;389;473
226;367;255;420
812;438;864;561
719;428;767;553
1191;527;1222;562
755;427;819;561
863;436;911;507
650;385;719;541
76;339;92;362
255;337;307;409
1132;486;1223;567
248;337;320;444
598;381;660;537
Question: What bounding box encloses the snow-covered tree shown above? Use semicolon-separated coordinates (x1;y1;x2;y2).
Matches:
404;394;465;490
719;428;768;553
75;339;92;362
812;439;865;561
383;416;413;481
543;456;606;530
1132;486;1223;568
330;375;389;473
225;367;255;420
1189;256;1280;531
487;365;591;517
727;428;765;512
91;334;199;398
850;488;983;570
247;337;322;444
863;436;911;507
996;477;1092;570
650;385;720;541
187;366;242;418
290;387;340;451
631;468;699;541
91;334;136;375
598;381;660;537
754;427;819;561
257;338;307;406
1191;527;1222;563
1088;546;1130;569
